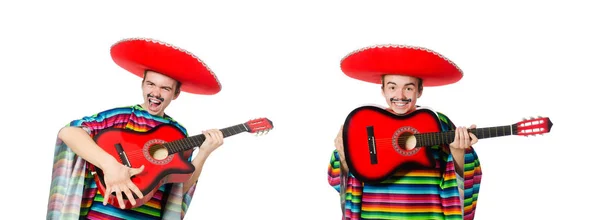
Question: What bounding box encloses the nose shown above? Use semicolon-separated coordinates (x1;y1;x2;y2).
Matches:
149;87;160;97
397;89;407;99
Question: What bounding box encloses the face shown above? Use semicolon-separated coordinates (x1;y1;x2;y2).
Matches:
141;70;180;116
381;75;422;115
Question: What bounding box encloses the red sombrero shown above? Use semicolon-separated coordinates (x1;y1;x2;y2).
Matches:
110;37;221;95
340;44;463;87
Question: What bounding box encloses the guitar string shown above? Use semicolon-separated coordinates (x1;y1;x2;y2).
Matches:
101;143;198;160
97;125;258;161
360;127;513;145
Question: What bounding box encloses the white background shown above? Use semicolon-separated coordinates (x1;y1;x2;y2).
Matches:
1;1;598;219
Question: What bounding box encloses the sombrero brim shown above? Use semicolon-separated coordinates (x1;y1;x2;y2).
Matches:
340;45;463;87
110;38;221;95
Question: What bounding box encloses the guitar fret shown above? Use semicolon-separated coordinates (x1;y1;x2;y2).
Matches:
224;128;232;137
179;140;186;151
191;137;200;148
427;133;432;146
185;138;193;150
173;142;180;154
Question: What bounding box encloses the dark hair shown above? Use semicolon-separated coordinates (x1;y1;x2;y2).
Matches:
380;75;423;94
143;70;182;95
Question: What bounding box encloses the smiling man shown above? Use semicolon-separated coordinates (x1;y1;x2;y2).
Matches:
47;38;226;220
328;45;484;220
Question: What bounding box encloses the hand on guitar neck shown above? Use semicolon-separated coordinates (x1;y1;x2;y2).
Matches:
448;124;479;177
182;129;224;193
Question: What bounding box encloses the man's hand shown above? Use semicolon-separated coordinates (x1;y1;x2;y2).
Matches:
181;129;225;193
101;161;145;209
450;124;478;150
198;129;224;155
334;125;349;172
449;124;477;177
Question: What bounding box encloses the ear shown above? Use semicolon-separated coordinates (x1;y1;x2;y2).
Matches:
173;92;180;100
417;89;423;98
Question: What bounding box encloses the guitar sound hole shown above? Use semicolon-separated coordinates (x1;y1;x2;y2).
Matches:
398;133;417;151
148;144;169;160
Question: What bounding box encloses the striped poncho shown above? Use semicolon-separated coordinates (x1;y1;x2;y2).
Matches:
328;109;483;220
46;105;196;219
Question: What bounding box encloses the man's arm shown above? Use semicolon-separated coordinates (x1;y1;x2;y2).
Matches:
449;124;478;178
58;107;148;209
182;129;224;193
58;127;120;172
328;125;348;192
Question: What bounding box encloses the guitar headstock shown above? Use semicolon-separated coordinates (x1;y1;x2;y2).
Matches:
515;116;553;136
245;118;274;136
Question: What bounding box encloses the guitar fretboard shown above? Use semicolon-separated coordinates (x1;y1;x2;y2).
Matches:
414;124;517;147
164;124;248;154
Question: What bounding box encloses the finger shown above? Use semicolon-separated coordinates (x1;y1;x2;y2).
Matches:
213;130;224;145
103;186;111;206
469;133;478;145
454;127;460;145
470;124;477;129
123;187;136;207
130;165;145;176
128;181;144;199
463;127;470;147
205;130;214;140
115;186;125;209
203;131;213;144
458;127;465;147
216;129;224;140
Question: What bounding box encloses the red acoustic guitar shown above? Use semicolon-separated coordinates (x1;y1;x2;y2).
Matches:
90;118;273;209
343;105;552;184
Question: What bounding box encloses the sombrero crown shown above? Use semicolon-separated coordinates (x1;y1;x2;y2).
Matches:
110;37;221;95
340;44;463;87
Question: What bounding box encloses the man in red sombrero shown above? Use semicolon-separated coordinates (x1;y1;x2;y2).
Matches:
327;45;484;220
47;38;226;219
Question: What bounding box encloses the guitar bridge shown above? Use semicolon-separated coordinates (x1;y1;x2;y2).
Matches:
115;143;132;167
366;126;377;164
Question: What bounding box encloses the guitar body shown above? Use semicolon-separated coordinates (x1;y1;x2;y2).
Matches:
343;106;442;183
91;124;195;209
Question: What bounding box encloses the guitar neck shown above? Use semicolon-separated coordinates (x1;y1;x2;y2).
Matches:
415;124;517;147
164;123;249;155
